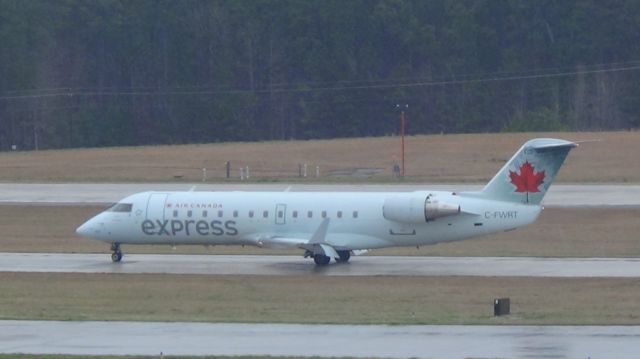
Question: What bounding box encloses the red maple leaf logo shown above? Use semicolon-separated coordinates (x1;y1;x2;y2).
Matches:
509;161;545;193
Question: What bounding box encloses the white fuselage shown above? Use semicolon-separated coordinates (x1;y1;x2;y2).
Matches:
76;138;576;265
77;190;541;251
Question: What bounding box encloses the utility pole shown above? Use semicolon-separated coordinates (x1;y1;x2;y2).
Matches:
396;104;408;177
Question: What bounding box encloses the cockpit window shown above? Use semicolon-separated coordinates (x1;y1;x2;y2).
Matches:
107;203;133;213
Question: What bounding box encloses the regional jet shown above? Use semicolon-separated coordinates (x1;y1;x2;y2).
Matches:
76;138;576;265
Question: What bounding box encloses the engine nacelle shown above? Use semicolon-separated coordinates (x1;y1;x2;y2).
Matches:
383;194;460;223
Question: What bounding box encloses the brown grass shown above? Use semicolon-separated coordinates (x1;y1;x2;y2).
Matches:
1;272;639;325
0;131;637;182
1;204;639;257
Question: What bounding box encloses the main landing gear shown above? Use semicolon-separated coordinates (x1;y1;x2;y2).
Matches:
110;242;123;262
308;250;352;266
336;250;351;263
313;254;331;266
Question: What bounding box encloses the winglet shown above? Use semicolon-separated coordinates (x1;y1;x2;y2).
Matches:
302;218;340;258
309;218;331;244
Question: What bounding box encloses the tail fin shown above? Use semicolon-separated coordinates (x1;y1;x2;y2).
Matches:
478;138;577;204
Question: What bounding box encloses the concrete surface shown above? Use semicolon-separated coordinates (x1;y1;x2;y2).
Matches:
2;253;640;277
1;320;638;358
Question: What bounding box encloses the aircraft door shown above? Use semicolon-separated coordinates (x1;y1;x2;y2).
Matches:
275;204;286;225
146;193;169;221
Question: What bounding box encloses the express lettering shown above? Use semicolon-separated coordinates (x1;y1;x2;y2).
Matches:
141;219;238;236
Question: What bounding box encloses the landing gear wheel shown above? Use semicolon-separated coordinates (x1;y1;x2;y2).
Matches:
110;243;123;263
313;254;331;266
111;251;123;262
336;250;351;263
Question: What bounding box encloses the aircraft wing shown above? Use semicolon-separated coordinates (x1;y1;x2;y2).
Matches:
250;235;308;248
249;218;342;259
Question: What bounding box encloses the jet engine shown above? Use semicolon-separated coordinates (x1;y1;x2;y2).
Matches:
382;194;460;223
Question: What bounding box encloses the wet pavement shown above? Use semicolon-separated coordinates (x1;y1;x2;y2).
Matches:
1;320;637;358
2;253;640;277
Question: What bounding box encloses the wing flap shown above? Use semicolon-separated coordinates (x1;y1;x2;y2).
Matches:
254;236;307;248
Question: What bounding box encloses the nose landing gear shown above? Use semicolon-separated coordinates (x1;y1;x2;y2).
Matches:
110;243;123;262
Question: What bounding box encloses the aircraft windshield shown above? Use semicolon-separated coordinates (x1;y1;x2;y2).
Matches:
107;203;133;213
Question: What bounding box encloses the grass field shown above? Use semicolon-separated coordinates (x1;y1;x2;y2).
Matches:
0;131;637;183
2;204;638;258
1;272;639;325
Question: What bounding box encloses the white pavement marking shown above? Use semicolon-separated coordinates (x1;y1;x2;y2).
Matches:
2;253;640;277
1;321;639;358
0;183;639;207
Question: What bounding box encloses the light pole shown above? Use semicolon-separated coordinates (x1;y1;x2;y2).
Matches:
396;104;408;177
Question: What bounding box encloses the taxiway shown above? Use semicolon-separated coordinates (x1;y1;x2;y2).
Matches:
1;320;638;358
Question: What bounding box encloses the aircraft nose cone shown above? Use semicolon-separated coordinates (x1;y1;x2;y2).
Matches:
76;221;93;237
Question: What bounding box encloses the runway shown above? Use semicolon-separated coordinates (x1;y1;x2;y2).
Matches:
2;320;639;358
0;182;639;206
2;253;640;277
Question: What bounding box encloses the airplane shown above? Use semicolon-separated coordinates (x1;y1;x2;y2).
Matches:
76;138;576;266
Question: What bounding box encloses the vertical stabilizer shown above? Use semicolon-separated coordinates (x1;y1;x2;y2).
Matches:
478;138;576;204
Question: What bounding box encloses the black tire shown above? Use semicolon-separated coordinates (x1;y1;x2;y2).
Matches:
111;251;123;262
336;250;351;262
313;254;331;266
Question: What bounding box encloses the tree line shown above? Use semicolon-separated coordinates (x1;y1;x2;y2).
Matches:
1;0;639;150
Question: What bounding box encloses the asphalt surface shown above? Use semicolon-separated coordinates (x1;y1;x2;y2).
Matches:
2;320;639;358
2;253;640;277
0;182;639;207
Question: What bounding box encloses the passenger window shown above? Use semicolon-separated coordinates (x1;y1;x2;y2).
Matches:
278;211;283;218
218;210;223;218
337;211;342;218
321;211;327;218
202;210;208;218
233;210;238;218
108;203;133;213
187;210;193;218
249;210;254;218
353;211;358;218
292;211;298;218
263;210;269;218
307;211;313;218
173;210;178;218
